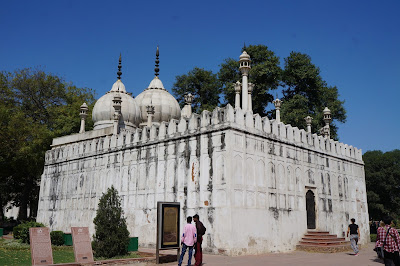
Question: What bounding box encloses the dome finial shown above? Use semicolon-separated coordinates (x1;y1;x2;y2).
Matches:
243;42;246;50
155;45;160;77
117;53;122;80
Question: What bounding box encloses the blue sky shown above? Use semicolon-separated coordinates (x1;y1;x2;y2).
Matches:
1;0;399;153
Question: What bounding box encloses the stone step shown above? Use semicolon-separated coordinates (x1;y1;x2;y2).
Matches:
304;234;338;238
299;240;348;246
302;237;345;241
296;244;353;253
297;230;353;253
306;231;331;235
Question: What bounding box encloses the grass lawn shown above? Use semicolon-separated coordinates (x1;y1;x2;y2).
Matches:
0;238;140;266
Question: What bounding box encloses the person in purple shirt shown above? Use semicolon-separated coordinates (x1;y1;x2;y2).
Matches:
178;216;197;266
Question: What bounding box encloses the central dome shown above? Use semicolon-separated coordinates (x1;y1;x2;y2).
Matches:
135;76;181;126
92;79;142;130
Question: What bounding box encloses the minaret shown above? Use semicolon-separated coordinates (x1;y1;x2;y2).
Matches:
182;93;194;118
239;50;251;111
234;81;241;109
323;107;332;138
248;83;254;112
79;103;88;133
112;55;123;134
113;95;122;135
273;98;282;123
305;116;313;133
146;105;155;127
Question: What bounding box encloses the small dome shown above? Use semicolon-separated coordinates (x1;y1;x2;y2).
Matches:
110;79;127;92
135;77;181;126
147;76;166;90
92;80;141;130
239;51;251;61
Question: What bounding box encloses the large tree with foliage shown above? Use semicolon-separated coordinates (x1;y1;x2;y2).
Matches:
218;44;282;116
0;68;95;221
92;186;130;258
281;52;346;140
172;67;222;113
172;44;346;139
363;149;400;220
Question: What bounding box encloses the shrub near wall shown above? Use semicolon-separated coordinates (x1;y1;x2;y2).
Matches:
13;221;45;244
92;186;130;258
50;231;64;246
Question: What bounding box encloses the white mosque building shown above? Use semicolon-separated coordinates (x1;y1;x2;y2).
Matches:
36;47;369;255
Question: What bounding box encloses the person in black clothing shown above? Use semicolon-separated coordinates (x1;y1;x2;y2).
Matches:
347;218;360;255
193;214;206;266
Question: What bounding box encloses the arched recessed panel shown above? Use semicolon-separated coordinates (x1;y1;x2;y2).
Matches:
257;160;265;187
247;157;255;186
268;162;276;189
234;155;243;185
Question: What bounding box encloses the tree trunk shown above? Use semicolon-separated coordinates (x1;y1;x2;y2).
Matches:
18;177;33;221
0;196;4;221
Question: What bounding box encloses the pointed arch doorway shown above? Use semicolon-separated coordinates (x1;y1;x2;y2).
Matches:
306;190;316;229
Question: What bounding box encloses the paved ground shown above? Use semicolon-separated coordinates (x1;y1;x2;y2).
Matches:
129;242;384;266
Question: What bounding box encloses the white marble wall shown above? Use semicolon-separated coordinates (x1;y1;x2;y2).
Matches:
37;104;368;255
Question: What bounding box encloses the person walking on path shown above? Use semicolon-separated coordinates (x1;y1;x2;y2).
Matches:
375;216;400;266
193;214;206;266
347;218;360;256
178;216;197;266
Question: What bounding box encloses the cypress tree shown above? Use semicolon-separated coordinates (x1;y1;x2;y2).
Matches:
92;186;130;258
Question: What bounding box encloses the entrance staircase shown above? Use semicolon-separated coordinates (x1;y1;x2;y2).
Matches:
296;231;353;253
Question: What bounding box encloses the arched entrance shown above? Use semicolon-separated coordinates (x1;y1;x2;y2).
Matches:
306;190;316;229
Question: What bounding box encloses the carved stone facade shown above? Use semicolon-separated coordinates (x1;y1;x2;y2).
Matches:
37;104;368;255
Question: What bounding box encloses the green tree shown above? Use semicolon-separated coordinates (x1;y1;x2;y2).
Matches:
172;44;346;139
363;150;400;220
172;67;222;113
0;68;96;221
281;52;346;140
92;186;130;258
218;44;282;116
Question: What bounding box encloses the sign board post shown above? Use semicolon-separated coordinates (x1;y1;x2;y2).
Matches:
29;227;53;265
71;227;94;263
156;202;180;264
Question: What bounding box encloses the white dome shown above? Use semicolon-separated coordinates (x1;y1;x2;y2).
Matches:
135;77;181;126
239;51;250;60
92;80;142;130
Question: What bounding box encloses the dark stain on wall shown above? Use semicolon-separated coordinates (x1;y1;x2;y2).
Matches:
221;133;225;150
269;207;279;220
207;133;213;193
207;207;215;225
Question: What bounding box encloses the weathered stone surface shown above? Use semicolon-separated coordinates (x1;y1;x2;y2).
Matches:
37;105;368;256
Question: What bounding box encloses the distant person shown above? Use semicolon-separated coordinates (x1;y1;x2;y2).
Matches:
178;216;197;266
347;218;360;256
375;216;400;266
370;220;377;234
193;214;206;266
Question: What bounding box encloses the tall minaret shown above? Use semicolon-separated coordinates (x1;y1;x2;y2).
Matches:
234;81;241;109
323;107;332;138
113;55;123;135
239;50;251;111
273;98;282;123
79;103;88;133
248;83;254;112
305;116;313;133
